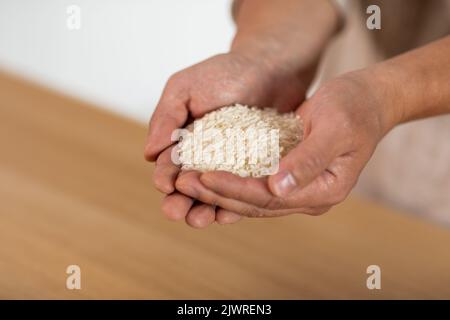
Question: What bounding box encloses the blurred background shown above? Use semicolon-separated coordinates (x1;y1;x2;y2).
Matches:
0;0;234;121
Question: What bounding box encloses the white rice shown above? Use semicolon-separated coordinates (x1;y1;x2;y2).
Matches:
176;104;303;177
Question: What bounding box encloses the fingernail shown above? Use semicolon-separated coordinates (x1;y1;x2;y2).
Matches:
272;171;297;197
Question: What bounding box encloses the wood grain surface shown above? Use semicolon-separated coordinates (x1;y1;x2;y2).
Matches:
0;71;449;299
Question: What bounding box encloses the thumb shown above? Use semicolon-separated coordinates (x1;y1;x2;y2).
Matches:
268;129;338;197
144;91;189;162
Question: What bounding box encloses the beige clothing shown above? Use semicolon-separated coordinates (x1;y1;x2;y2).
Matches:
317;0;450;224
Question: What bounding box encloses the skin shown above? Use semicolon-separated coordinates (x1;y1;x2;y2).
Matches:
148;51;312;226
146;0;340;227
145;0;450;228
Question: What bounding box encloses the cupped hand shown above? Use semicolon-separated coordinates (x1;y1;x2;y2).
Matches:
175;71;397;220
145;52;315;227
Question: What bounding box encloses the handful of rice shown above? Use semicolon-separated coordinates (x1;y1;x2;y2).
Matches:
175;104;303;177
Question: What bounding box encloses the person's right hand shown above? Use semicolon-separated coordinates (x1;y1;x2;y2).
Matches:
174;70;398;222
144;51;316;227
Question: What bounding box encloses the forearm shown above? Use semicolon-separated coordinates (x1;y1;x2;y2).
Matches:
370;36;450;131
230;0;342;74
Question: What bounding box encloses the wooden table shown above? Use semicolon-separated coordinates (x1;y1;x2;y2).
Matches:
1;70;449;299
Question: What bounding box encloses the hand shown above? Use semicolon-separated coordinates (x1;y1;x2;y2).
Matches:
175;71;396;220
145;52;315;227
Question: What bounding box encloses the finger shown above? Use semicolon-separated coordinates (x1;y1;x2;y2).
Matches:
303;151;369;206
185;203;216;228
268;125;342;197
174;150;341;212
153;146;180;193
201;170;333;210
216;208;242;225
283;169;339;207
144;84;189;161
200;171;274;208
176;170;300;218
161;192;194;221
176;170;265;217
282;154;364;208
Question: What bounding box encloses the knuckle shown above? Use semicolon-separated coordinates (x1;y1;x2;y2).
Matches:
167;72;182;86
153;174;169;193
241;206;264;218
201;193;220;207
164;74;187;101
174;175;186;191
188;103;205;118
161;198;176;218
310;206;332;216
174;175;196;197
156;153;169;166
155;184;172;194
263;196;287;210
329;189;349;206
216;211;241;225
303;154;324;174
154;182;167;194
292;206;332;216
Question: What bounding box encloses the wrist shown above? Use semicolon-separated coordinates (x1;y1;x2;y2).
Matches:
230;36;301;79
230;0;342;78
346;68;404;137
363;62;424;132
361;37;450;129
229;39;317;97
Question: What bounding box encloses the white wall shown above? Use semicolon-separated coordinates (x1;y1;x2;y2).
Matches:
0;0;235;122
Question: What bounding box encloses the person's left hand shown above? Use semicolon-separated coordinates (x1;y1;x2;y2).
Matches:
146;52;317;228
173;70;397;224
